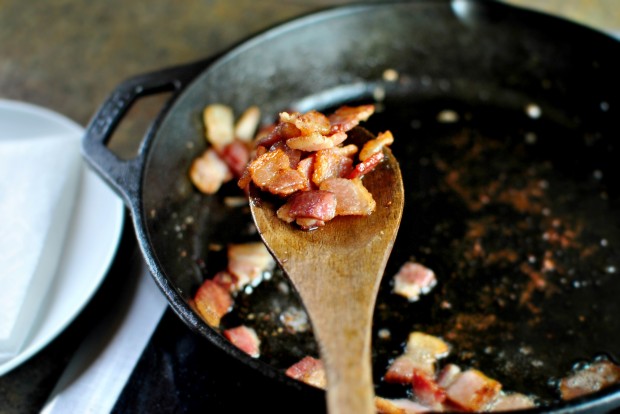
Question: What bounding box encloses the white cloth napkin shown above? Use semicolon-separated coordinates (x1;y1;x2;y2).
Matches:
0;133;82;361
41;256;167;414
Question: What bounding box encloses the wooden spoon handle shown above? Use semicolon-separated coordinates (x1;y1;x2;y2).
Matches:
299;269;378;414
312;304;376;414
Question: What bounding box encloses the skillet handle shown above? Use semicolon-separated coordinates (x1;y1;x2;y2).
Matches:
82;58;211;208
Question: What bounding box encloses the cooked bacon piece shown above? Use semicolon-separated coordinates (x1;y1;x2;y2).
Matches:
189;148;233;195
212;270;239;293
269;140;302;168
223;325;261;358
296;156;315;190
319;177;376;216
393;262;438;302
405;332;450;358
489;393;536;411
193;279;232;327
559;360;620;401
375;397;431;413
436;364;462;389
385;354;433;384
219;139;250;177
286;131;347;152
312;145;357;185
256;120;302;148
412;371;446;409
246;148;307;196
348;151;385;179
204;104;234;151
234;105;260;142
445;369;502;411
280;110;331;136
227;242;275;289
386;332;450;383
359;130;394;161
328;104;375;134
280;190;337;221
285;356;326;389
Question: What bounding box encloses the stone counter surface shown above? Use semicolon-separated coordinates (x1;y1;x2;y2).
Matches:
0;1;618;413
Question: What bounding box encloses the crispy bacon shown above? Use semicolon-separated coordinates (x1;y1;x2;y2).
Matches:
319;177;376;216
559;360;620;401
219;139;250;177
286;131;347;152
227;242;275;289
278;190;337;221
280;110;331;136
489;393;536;411
386;332;450;383
412;371;446;409
193;279;232;327
204;104;234;151
312;145;357;185
246;148;307;196
445;369;502;411
359;130;394;161
234;105;261;142
375;397;431;414
393;262;438;302
348;151;384;179
285;356;327;389
223;325;261;358
189;148;233;194
328;104;375;134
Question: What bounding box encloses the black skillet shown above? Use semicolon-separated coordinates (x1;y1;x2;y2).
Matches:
83;0;620;411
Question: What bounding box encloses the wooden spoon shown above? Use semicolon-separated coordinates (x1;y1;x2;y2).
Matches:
250;127;404;414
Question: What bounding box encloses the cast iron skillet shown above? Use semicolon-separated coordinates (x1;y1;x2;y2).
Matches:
83;0;620;412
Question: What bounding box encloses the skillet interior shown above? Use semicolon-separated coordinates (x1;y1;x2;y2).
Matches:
139;0;620;409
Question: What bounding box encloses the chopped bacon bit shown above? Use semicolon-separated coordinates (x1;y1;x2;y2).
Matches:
359;130;394;161
312;146;356;185
219;139;250;177
489;393;536;411
412;371;446;409
296;156;315;190
559;360;620;401
246;148;307;196
328;104;375;134
204;104;235;151
269;140;302;168
280;110;331;136
348;151;385;179
445;369;502;411
319;177;376;216
285;356;326;389
436;364;462;389
212;270;239;293
280;190;337;222
393;262;438;302
405;332;450;358
189;148;233;195
223;325;261;358
193;279;232;327
286;131;344;152
234;105;261;142
256;120;302;148
227;242;274;289
375;397;431;414
385;353;435;383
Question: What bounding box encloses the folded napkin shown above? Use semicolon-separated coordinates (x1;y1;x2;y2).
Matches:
0;133;82;362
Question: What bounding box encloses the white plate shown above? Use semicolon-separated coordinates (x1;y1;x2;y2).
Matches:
0;99;125;375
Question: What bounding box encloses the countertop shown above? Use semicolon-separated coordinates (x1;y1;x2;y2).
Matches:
1;1;619;413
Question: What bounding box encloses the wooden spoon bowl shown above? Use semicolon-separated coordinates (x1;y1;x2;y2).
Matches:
250;127;404;414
